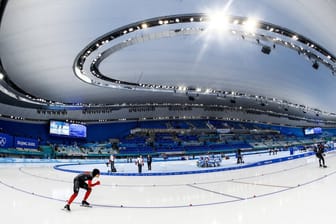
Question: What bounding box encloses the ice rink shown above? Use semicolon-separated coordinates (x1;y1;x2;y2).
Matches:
1;150;336;224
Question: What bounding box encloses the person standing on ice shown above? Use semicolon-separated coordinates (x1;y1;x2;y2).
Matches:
135;155;144;173
315;143;327;168
64;168;101;211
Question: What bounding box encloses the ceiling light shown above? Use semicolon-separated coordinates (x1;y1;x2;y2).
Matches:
0;72;4;80
141;23;148;29
243;18;258;33
178;86;187;91
207;11;230;33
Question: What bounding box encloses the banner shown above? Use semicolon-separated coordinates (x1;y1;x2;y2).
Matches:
0;132;14;148
14;137;39;149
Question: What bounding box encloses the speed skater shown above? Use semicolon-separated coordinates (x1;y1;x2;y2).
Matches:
64;168;101;211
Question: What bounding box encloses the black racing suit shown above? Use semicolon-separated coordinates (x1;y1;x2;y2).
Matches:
73;172;93;193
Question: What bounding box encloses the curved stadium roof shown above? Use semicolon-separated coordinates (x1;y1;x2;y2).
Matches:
0;0;336;125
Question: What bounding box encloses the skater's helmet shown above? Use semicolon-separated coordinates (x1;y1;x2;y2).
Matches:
92;168;100;177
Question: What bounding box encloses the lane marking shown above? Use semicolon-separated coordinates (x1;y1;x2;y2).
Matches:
229;180;293;189
186;184;245;200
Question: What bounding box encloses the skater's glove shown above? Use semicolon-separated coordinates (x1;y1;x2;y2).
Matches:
91;181;100;187
88;180;100;187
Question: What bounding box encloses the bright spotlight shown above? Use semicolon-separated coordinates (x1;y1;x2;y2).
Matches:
243;18;259;33
0;72;3;80
292;35;299;41
178;86;187;92
207;11;230;33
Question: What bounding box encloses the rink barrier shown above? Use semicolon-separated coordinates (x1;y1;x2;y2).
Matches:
0;149;281;164
0;149;270;164
53;148;334;176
